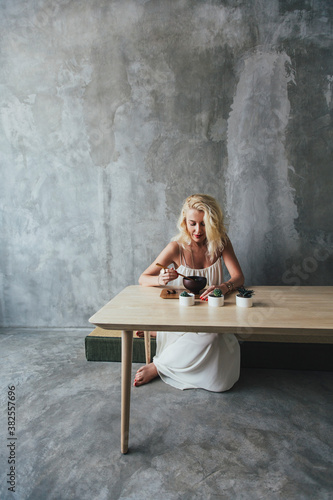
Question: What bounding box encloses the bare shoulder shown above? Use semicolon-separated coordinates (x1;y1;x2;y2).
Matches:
151;240;180;268
163;241;180;262
167;240;180;254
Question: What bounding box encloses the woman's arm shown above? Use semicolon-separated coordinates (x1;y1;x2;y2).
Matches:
139;241;180;287
200;239;244;299
220;239;244;292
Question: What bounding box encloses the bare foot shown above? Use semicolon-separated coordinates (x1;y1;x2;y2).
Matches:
133;363;158;387
135;331;157;338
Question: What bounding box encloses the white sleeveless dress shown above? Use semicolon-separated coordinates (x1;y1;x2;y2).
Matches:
153;254;240;392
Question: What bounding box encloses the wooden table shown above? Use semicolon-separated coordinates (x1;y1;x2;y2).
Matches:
89;285;333;453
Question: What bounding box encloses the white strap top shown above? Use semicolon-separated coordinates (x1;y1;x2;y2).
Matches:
169;245;224;287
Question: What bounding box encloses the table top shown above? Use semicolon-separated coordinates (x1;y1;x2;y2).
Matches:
89;286;333;338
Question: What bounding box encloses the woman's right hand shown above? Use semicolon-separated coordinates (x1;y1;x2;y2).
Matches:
139;241;180;287
158;267;179;286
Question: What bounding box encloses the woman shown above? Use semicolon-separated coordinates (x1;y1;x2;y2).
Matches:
134;194;244;392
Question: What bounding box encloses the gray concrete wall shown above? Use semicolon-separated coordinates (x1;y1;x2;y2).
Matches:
0;0;332;327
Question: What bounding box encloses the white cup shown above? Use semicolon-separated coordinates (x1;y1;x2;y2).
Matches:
236;295;253;308
179;293;195;306
208;295;224;307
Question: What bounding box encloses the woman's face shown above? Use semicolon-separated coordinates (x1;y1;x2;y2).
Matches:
186;209;206;244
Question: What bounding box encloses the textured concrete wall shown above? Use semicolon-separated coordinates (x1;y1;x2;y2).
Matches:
0;0;332;327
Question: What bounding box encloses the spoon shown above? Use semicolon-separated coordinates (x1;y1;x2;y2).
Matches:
155;263;197;281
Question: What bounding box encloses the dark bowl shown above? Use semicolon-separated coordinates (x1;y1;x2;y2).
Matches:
183;276;207;294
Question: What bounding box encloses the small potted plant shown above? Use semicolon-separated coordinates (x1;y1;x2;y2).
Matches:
179;290;195;306
208;288;224;307
236;286;254;308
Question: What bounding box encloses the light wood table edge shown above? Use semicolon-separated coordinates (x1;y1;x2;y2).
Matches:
91;323;333;340
88;326;333;344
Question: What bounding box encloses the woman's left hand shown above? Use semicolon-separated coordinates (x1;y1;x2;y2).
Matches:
200;286;222;301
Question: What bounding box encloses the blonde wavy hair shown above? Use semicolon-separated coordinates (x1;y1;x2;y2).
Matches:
173;194;228;260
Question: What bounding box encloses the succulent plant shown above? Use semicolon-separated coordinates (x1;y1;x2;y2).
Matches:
180;291;191;297
237;286;254;298
210;288;223;297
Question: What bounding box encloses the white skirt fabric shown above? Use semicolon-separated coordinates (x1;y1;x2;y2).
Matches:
153;259;240;392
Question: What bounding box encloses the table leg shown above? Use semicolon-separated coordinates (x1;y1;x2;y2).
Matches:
121;330;133;454
144;330;151;364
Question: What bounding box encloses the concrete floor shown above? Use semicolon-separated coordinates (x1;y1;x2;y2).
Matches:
0;328;332;500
